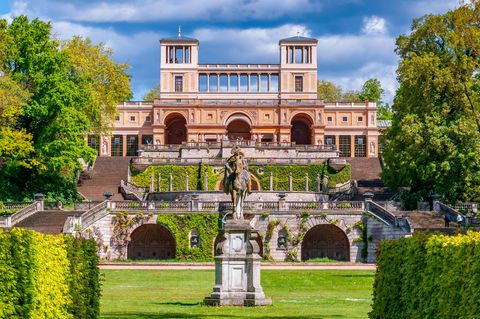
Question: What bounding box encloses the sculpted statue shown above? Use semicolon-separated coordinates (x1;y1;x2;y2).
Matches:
223;145;252;220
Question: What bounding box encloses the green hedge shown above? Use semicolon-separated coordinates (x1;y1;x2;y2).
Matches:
156;213;220;261
0;229;100;319
370;231;480;319
133;163;351;192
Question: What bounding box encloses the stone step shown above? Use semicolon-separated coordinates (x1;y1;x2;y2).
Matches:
14;210;84;234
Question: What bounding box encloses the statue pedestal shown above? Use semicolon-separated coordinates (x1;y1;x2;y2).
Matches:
204;220;272;306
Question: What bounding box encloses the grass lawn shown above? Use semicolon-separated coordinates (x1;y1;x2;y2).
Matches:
100;269;374;319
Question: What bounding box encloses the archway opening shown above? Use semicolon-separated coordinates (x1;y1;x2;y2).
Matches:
226;115;252;141
128;224;176;260
301;224;350;261
291;115;312;145
165;113;187;144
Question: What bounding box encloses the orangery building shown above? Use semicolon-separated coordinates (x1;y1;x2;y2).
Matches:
90;32;379;158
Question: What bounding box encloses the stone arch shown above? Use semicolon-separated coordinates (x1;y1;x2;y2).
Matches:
127;224;176;260
225;113;253;141
164;112;187;144
301;224;350;261
215;173;261;191
290;113;313;145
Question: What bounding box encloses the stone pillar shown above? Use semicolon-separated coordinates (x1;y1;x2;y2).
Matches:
350;135;355;158
323;175;329;193
289;172;293;192
204;171;209;191
185;172;189;191
305;173;309;192
317;174;321;193
122;135;127;157
269;172;273;191
158;173;161;192
432;193;441;213
149;174;154;193
191;193;199;211
363;191;374;211
169;172;173;191
204;221;272;306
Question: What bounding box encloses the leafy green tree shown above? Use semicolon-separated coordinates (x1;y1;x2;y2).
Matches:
317;80;343;101
0;16;131;201
62;36;131;133
377;103;393;120
143;83;159;101
342;90;361;102
359;78;384;103
382;2;480;202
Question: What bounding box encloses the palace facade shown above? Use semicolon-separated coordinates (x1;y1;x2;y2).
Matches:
92;33;379;158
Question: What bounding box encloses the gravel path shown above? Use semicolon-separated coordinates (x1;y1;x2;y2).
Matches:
99;263;376;270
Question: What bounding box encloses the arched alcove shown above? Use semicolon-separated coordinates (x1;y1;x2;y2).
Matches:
301;224;350;261
291;114;313;145
127;224;176;260
225;113;252;141
164;113;187;144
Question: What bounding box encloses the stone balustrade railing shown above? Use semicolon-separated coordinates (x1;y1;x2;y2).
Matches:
80;201;109;230
2;202;33;210
0;201;43;228
365;200;410;231
132;157;330;166
453;202;478;214
435;202;466;225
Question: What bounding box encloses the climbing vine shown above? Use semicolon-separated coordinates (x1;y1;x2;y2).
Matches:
111;211;153;259
263;219;280;261
156;213;221;261
353;219;368;262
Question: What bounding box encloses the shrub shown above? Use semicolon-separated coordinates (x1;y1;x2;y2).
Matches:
370;231;480;319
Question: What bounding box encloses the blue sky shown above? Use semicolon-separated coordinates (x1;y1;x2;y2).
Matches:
0;0;459;103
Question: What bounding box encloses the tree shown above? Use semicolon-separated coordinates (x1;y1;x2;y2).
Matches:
359;78;384;103
143;83;159;101
342;90;362;102
317;80;343;101
377;103;393;120
62;37;132;133
382;2;480;203
0;16;131;201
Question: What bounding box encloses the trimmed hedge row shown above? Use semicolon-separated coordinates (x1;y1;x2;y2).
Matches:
157;213;220;261
132;163;351;192
370;231;480;319
0;228;100;319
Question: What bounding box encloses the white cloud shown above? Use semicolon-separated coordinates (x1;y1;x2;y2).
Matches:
6;0;322;22
362;16;387;35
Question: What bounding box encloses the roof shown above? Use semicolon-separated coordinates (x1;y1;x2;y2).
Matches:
279;35;318;42
160;35;198;42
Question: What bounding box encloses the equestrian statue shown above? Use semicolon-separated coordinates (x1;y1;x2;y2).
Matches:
223;145;252;220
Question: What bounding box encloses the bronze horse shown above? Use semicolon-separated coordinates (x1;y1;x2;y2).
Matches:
223;147;251;220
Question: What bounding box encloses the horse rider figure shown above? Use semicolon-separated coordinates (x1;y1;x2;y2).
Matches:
223;145;252;220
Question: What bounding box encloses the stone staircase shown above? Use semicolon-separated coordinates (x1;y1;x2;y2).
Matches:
14;210;83;234
77;157;131;201
393;211;457;233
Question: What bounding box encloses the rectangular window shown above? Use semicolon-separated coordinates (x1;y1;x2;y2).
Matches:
199;74;208;92
354;135;367;157
141;135;153;145
342;116;348;122
339;135;351;157
175;76;183;92
304;47;309;63
327;116;333;122
270;74;278;92
145;115;151;122
357;116;364;122
111;135;123;156
230;75;238;92
115;115;120;121
288;47;294;63
260;74;269;92
295;47;303;64
250;75;259;92
324;135;336;146
240;74;248;92
126;135;138;156
175;47;183;63
295;76;303;92
130;116;136;122
185;46;190;63
209;74;218;92
87;135;99;155
219;74;228;92
168;47;174;63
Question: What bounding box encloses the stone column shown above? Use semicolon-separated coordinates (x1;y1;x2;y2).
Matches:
169;172;173;191
317;174;321;193
157;173;161;192
149;174;154;193
289;172;293;192
269;172;273;191
122;135;127;157
350;135;355;158
305;173;309;192
204;172;209;191
185;172;189;191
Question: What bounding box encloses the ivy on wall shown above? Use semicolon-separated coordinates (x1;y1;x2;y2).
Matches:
156;213;221;261
132;163;351;192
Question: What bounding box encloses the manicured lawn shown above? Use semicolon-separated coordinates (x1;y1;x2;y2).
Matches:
100;269;374;319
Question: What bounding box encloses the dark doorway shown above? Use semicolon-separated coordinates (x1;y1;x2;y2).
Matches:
165;114;187;145
226;119;251;141
128;224;176;260
301;224;350;261
291;115;312;145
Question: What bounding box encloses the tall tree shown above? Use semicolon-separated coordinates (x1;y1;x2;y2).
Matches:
317;80;343;101
382;2;480;202
143;83;159;101
62;36;131;133
359;78;384;103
